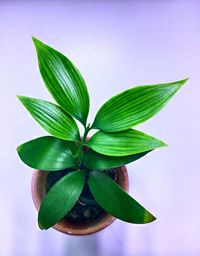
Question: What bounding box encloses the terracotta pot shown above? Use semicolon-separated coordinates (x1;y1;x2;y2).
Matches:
31;166;129;235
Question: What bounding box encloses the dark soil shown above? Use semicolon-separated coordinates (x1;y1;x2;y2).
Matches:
45;168;116;224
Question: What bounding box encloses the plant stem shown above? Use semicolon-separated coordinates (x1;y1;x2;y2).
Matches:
76;124;90;165
82;124;91;145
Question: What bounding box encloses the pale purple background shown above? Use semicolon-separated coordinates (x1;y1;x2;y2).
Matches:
0;1;200;255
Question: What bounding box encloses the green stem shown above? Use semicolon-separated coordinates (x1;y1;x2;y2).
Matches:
76;124;90;164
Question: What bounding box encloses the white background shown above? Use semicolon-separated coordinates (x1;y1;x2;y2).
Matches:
0;1;200;255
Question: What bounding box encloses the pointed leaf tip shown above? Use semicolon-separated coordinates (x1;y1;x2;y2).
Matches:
17;95;25;102
38;222;46;230
16;95;24;102
16;145;21;153
161;141;168;147
32;36;41;46
174;77;189;89
180;77;189;83
32;36;36;42
147;214;156;223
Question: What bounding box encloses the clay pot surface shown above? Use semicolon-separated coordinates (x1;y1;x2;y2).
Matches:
32;166;129;235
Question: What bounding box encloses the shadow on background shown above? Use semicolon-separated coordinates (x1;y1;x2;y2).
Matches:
65;234;101;256
64;223;127;256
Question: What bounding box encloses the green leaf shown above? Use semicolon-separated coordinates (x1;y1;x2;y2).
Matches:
89;170;156;224
38;169;84;230
87;129;166;156
17;96;80;141
17;136;81;171
92;79;188;132
84;149;150;170
32;37;90;125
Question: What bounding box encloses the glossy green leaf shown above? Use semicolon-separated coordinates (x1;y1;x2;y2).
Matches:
89;170;156;224
32;37;90;125
84;149;150;170
38;169;84;230
87;129;166;156
17;136;81;171
17;96;80;141
92;79;188;132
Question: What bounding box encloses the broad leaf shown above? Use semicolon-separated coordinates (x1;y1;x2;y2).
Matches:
33;37;90;125
84;149;150;170
89;170;156;224
17;96;80;141
92;79;188;132
38;169;84;229
17;136;81;170
87;129;166;156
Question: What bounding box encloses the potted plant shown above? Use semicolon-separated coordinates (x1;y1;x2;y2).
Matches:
17;37;187;235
